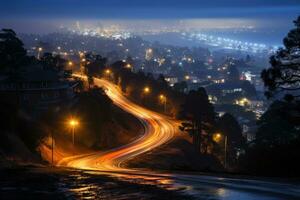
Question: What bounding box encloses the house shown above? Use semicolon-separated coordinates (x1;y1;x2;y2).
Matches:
0;65;80;111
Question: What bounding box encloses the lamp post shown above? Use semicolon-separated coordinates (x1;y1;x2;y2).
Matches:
159;94;167;113
69;119;79;153
37;47;43;60
214;133;228;169
143;86;150;94
105;69;111;75
143;86;150;105
105;69;112;80
224;135;228;169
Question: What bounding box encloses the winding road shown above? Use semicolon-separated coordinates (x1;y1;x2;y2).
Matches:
57;76;300;200
58;76;178;171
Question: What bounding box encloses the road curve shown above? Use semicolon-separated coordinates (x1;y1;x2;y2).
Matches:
56;76;300;199
58;76;178;171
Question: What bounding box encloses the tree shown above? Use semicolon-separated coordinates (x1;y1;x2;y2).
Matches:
0;29;28;73
40;53;66;72
239;100;300;176
217;113;245;166
179;88;215;153
82;53;107;89
84;53;107;77
256;100;300;146
261;16;300;99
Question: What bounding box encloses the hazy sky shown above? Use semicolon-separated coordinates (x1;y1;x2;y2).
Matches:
0;0;299;34
1;0;299;19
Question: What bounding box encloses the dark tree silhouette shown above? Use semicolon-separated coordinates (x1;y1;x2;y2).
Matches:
83;53;107;89
217;113;245;166
40;52;66;71
179;88;215;153
261;16;300;99
256;100;300;146
239;100;300;176
0;29;28;73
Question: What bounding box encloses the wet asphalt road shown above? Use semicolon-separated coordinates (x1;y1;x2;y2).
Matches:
1;167;300;200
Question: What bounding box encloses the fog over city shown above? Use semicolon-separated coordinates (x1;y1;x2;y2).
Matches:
1;0;299;47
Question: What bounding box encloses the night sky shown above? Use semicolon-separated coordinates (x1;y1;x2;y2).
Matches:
1;0;299;19
0;0;299;34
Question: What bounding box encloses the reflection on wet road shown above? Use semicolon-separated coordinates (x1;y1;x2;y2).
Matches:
59;170;300;200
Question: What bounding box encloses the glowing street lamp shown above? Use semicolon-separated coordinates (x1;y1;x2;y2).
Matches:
184;75;190;80
213;133;222;142
142;87;151;105
143;86;150;94
159;94;167;113
213;133;228;169
69;119;79;147
37;47;43;59
125;63;132;68
125;63;133;71
105;69;111;75
68;61;73;67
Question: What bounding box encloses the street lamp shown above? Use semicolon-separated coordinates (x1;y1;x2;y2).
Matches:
37;47;43;59
142;86;151;105
143;86;150;94
68;61;73;67
69;119;79;149
159;94;167;113
125;63;133;71
105;69;111;75
213;133;228;169
184;75;190;80
125;63;132;68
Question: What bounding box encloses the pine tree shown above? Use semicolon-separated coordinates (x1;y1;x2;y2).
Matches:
261;16;300;99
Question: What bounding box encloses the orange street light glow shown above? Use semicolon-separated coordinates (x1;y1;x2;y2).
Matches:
159;94;166;100
213;133;222;142
105;69;111;74
144;86;150;93
69;119;78;127
68;61;73;66
126;63;132;68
